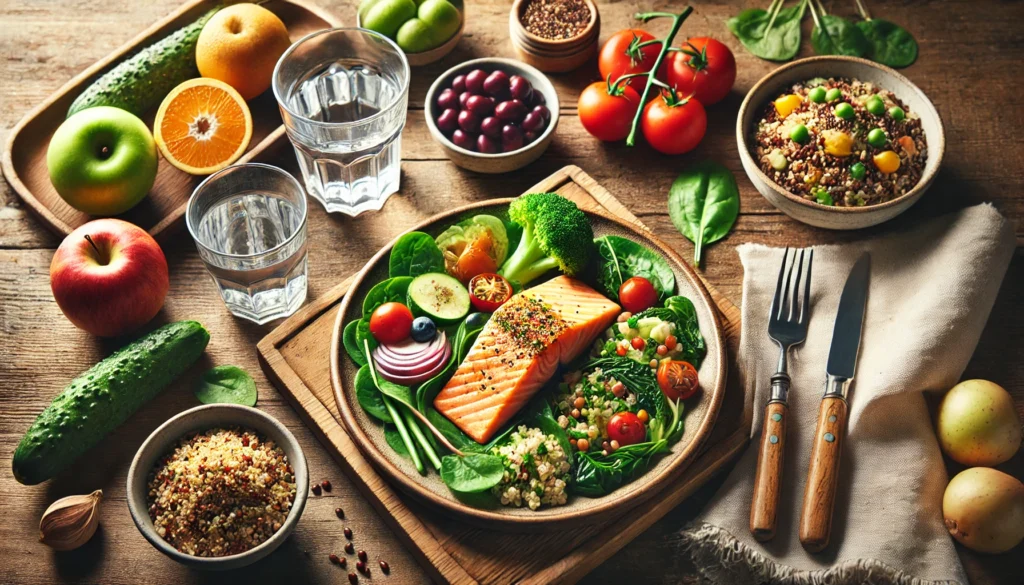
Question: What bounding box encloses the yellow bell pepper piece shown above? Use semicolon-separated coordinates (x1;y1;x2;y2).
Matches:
823;130;853;157
873;150;901;173
774;94;803;118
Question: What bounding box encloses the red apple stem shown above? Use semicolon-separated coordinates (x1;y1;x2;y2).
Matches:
84;234;101;255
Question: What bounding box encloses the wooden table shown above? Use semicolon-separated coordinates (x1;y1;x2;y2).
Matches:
1;1;1021;584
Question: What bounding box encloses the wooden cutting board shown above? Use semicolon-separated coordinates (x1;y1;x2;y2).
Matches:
257;165;750;584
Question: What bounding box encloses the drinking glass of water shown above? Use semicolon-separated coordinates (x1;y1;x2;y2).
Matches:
186;163;308;324
272;28;410;216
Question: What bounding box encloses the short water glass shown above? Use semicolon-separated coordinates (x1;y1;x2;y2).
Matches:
186;163;308;324
272;28;410;216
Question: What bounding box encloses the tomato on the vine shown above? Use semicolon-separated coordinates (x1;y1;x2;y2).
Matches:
578;80;641;142
598;29;660;95
661;37;736;105
618;276;658;313
657;360;700;401
607;411;646;446
468;273;512;312
369;302;414;344
641;92;707;155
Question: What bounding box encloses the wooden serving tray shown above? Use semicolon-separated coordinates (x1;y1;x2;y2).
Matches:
257;166;751;584
0;0;339;241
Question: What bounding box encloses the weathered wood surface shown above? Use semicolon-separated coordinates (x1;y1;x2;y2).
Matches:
0;1;1021;584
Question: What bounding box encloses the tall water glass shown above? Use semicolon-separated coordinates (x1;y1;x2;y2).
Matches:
272;28;410;216
186;163;308;324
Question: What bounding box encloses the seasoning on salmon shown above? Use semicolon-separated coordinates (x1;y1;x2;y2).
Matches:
433;276;620;443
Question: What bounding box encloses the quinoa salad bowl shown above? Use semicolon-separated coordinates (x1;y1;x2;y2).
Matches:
738;56;944;230
127;404;308;570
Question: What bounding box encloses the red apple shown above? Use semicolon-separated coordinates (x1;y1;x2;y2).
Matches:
50;219;169;337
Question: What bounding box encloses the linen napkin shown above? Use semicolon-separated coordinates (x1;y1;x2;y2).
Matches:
677;204;1016;585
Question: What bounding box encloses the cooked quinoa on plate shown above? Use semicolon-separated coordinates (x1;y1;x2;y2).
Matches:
752;77;927;207
146;427;296;557
491;426;571;510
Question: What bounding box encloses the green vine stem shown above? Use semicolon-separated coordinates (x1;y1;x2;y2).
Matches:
623;7;694;147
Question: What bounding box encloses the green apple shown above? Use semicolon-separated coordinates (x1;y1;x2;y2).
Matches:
418;0;460;45
46;106;158;216
362;0;417;39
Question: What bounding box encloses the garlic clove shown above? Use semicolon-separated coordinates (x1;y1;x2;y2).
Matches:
39;489;102;551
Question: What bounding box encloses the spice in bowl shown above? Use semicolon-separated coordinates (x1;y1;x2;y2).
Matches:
522;0;592;41
146;427;297;557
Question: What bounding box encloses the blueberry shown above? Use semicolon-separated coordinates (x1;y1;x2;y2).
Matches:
410;317;437;342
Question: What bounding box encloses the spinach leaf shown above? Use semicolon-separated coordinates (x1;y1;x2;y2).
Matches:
355;365;393;423
362;276;413;318
384;423;409;456
728;0;808;62
668;161;740;267
343;320;368;366
664;296;706;366
594;236;676;302
416;313;489;411
354;318;377;354
571;440;671;497
519;399;573;463
390;231;445;278
440;453;505;493
810;6;869;57
856;19;917;68
584;356;668;435
195;365;258;406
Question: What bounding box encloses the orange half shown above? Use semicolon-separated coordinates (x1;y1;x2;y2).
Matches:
154;78;253;175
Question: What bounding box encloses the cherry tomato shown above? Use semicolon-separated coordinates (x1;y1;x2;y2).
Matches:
641;92;707;155
598;29;660;95
369;302;413;344
607;411;646;446
468;273;513;312
657;360;700;401
578;81;641;142
660;37;736;106
618;276;658;313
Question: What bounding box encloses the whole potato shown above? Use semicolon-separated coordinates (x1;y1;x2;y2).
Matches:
937;380;1021;466
943;467;1024;554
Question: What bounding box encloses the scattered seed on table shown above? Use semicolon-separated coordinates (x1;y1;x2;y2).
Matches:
312;484;322;496
335;507;345;519
348;572;358;584
339;557;347;568
321;479;332;492
344;527;353;539
329;554;340;565
356;560;366;573
345;542;355;554
380;560;391;574
358;550;368;562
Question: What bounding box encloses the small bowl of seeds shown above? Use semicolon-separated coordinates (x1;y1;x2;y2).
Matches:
127;404;308;570
509;0;600;73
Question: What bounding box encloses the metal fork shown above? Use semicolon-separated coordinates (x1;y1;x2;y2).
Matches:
749;247;814;542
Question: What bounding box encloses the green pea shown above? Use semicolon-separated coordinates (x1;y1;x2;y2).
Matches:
866;96;885;116
850;162;867;180
889;106;906;121
814;189;834;206
834;102;855;120
867;128;887;147
808;87;827;103
790;124;810;144
825;88;842;102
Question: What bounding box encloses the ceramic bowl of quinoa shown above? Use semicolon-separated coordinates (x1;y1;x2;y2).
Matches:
737;56;944;230
127;404;308;570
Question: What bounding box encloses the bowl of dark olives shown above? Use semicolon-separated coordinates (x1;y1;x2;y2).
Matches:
424;57;559;173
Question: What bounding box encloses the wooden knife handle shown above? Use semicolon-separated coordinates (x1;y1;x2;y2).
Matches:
799;396;848;552
750;400;789;541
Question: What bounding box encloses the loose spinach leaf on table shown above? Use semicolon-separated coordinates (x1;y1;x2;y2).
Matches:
355;365;393;423
856;19;917;67
593;236;676;303
362;276;414;318
440;453;505;493
668;161;740;268
810;7;869;57
195;365;258;406
389;231;445;278
728;0;808;62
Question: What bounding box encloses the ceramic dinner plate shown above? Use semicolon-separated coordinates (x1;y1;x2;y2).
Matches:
329;200;727;530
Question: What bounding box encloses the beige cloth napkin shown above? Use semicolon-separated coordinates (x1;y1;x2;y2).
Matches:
677;204;1016;584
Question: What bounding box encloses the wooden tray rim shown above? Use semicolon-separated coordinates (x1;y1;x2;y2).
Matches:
0;0;341;241
328;199;728;529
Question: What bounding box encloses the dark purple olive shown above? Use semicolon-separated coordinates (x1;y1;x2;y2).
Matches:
480;116;502;138
524;130;539;143
521;111;545;132
466;95;495;117
501;124;524;152
437;108;459;132
532;104;551;122
465;69;487;94
451;129;477;150
457;110;481;133
451;74;467;94
477;134;500;154
509;75;533;102
458;91;471;110
495;99;527;123
533;91;546;106
437;88;458;111
483;70;511;98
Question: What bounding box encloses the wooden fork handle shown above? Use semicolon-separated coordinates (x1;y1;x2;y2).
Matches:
750;396;789;541
799;396;848;552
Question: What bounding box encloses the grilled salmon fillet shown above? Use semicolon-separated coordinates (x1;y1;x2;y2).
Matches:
433;276;620;443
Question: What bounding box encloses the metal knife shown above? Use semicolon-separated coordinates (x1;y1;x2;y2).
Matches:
799;253;870;553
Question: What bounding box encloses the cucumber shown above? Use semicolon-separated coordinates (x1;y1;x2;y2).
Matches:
407;272;470;324
67;7;220;119
12;321;210;485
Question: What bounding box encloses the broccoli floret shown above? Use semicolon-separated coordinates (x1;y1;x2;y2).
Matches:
499;193;594;286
